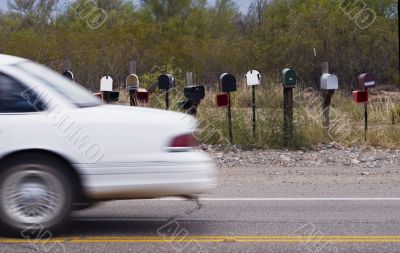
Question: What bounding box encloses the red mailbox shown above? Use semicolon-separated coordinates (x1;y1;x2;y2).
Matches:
137;88;149;104
358;73;375;90
352;90;368;103
216;93;229;107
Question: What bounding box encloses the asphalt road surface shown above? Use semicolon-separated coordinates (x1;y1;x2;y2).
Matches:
1;165;400;253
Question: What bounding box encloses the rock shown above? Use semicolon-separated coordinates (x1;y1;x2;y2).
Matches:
280;155;291;162
361;172;370;176
325;157;335;163
215;153;224;158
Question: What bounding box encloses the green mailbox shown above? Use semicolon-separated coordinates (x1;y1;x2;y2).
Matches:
281;68;296;87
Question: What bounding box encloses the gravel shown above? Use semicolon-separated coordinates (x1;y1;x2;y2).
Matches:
200;143;400;170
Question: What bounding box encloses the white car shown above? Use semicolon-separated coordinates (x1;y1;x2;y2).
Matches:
0;54;215;233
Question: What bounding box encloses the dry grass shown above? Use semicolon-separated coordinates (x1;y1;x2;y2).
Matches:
117;82;400;149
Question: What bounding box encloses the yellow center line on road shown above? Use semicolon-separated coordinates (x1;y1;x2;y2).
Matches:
2;236;400;244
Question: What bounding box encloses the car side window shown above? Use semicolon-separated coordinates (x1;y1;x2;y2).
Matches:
0;73;45;113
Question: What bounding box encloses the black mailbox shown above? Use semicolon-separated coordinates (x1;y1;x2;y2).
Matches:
109;91;120;102
184;85;205;101
219;73;237;92
62;71;74;81
158;74;175;90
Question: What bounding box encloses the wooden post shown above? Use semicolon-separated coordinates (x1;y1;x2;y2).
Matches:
165;89;170;110
63;58;71;72
129;60;137;75
189;101;199;116
184;72;199;116
102;91;110;103
321;62;333;131
283;88;294;146
364;88;369;141
128;60;138;107
129;92;138;106
227;92;233;144
252;85;256;139
322;91;334;129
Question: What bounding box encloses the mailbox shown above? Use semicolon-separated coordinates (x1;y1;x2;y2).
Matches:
320;73;339;90
352;90;368;103
100;76;113;92
245;70;261;86
95;91;119;101
137;88;149;104
281;68;296;87
178;99;192;110
126;74;139;91
216;93;229;107
358;73;375;89
158;74;175;90
109;91;120;102
62;71;74;81
219;73;237;92
184;86;205;101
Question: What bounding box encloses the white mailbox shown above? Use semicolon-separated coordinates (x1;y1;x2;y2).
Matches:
100;76;113;92
245;70;261;86
320;74;338;90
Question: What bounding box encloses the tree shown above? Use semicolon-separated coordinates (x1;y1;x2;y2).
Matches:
140;0;191;21
248;0;269;26
8;0;59;25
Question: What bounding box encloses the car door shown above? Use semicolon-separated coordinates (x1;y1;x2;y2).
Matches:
0;72;47;157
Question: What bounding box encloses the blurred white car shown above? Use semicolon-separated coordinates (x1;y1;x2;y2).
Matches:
0;54;215;233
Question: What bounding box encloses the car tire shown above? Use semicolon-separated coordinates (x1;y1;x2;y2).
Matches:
0;154;73;235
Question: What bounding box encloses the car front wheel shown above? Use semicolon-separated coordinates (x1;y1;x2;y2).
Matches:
0;155;73;234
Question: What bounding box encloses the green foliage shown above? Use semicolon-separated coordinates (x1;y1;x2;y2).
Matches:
0;0;398;89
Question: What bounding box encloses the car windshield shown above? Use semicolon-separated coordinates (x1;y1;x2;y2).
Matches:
16;61;101;108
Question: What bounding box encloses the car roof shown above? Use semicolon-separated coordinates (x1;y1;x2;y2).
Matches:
0;54;28;66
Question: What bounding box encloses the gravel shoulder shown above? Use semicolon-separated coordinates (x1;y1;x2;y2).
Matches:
201;143;400;198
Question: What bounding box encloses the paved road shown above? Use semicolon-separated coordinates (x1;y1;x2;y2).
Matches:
1;165;400;253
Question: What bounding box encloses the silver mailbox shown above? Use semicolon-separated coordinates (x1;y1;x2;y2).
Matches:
320;74;338;90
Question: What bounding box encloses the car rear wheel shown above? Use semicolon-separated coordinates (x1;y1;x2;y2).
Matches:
0;155;73;234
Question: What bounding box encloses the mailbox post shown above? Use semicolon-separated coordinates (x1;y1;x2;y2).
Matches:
62;58;73;81
355;73;376;141
319;62;339;131
183;72;205;116
218;73;237;144
281;68;296;147
245;70;261;139
158;74;175;110
100;76;113;103
320;72;339;130
126;74;139;106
